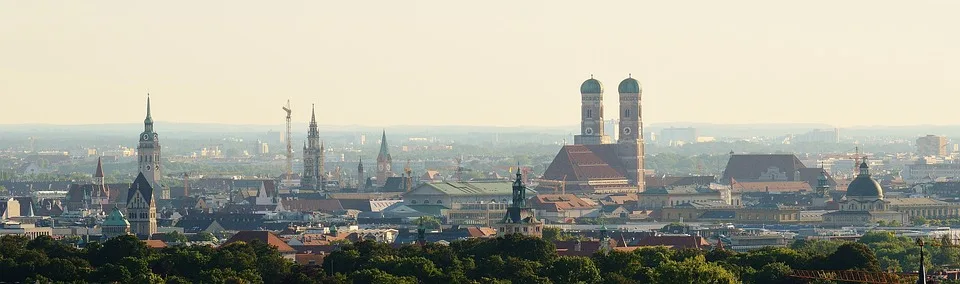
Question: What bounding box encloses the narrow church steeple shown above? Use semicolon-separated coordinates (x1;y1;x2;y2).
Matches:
144;94;154;132
94;157;105;185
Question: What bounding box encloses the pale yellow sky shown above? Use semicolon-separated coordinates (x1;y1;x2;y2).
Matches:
1;1;957;127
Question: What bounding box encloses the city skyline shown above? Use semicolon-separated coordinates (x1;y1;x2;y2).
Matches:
2;1;958;127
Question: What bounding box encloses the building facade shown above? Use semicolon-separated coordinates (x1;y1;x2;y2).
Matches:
302;106;323;190
137;96;167;200
497;170;543;237
126;173;158;238
917;135;948;157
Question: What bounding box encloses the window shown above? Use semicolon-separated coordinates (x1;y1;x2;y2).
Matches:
411;200;418;204
625;109;631;117
586;109;593;119
437;200;443;204
424;200;430;204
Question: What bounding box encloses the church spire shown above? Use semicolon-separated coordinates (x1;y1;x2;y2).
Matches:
379;130;389;158
144;94;154;132
94;156;105;178
310;104;317;125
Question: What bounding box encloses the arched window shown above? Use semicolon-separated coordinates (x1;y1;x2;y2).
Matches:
625;109;631;117
411;200;418;204
437;200;443;204
586;109;593;119
423;200;430;204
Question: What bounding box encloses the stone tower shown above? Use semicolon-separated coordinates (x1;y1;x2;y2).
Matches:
376;130;393;186
357;157;365;192
497;167;543;237
92;157;109;207
302;105;322;190
137;95;167;200
574;75;610;145
617;76;645;192
126;173;157;239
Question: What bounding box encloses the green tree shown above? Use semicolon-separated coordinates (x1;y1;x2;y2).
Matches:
349;269;417;284
827;243;880;272
753;262;794;284
652;255;738;284
90;234;150;266
545;256;602;284
593;250;642;278
542;227;561;242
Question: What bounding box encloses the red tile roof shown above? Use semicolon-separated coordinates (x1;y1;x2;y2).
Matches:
466;227;497;238
295;254;325;266
144;240;168;249
530;194;596;212
223;231;296;253
543;145;626;181
722;154;805;181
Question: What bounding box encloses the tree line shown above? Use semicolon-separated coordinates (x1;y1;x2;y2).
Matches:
2;231;959;284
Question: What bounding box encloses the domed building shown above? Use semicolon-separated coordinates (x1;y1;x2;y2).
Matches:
824;160;960;226
101;206;130;240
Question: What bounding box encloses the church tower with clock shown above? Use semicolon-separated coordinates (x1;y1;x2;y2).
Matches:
137;95;167;200
375;130;393;186
617;76;645;192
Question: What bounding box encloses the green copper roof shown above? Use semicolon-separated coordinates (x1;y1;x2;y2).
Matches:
103;207;130;227
580;78;603;94
144;95;154;125
618;77;641;93
378;130;390;159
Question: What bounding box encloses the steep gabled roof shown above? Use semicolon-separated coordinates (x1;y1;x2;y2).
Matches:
94;157;105;178
127;173;154;204
542;145;626;181
722;154;806;182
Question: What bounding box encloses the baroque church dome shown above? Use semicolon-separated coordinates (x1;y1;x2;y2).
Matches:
580;78;603;94
845;162;883;198
618;77;641;93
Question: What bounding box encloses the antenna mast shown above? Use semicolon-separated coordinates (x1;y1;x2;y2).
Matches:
282;100;293;182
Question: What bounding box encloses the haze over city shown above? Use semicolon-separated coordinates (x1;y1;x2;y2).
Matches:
2;1;958;127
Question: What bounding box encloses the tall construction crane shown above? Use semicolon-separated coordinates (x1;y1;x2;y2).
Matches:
282;100;293;182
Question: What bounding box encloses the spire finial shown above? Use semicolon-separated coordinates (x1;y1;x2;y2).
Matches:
146;94;152;119
590;74;593;79
628;73;632;78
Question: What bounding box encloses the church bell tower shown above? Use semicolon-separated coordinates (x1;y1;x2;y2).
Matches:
617;76;645;192
575;75;610;145
137;95;166;200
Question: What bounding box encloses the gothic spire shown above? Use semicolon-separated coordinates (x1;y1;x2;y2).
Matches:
144;94;154;132
94;157;105;178
358;157;363;171
146;94;152;120
378;130;390;159
310;104;317;124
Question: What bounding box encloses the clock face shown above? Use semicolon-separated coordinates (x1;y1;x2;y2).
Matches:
378;164;384;171
623;127;632;135
153;133;159;140
142;133;150;141
585;127;594;135
145;165;152;171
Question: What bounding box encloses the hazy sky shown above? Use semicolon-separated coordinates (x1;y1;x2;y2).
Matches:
1;1;958;127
